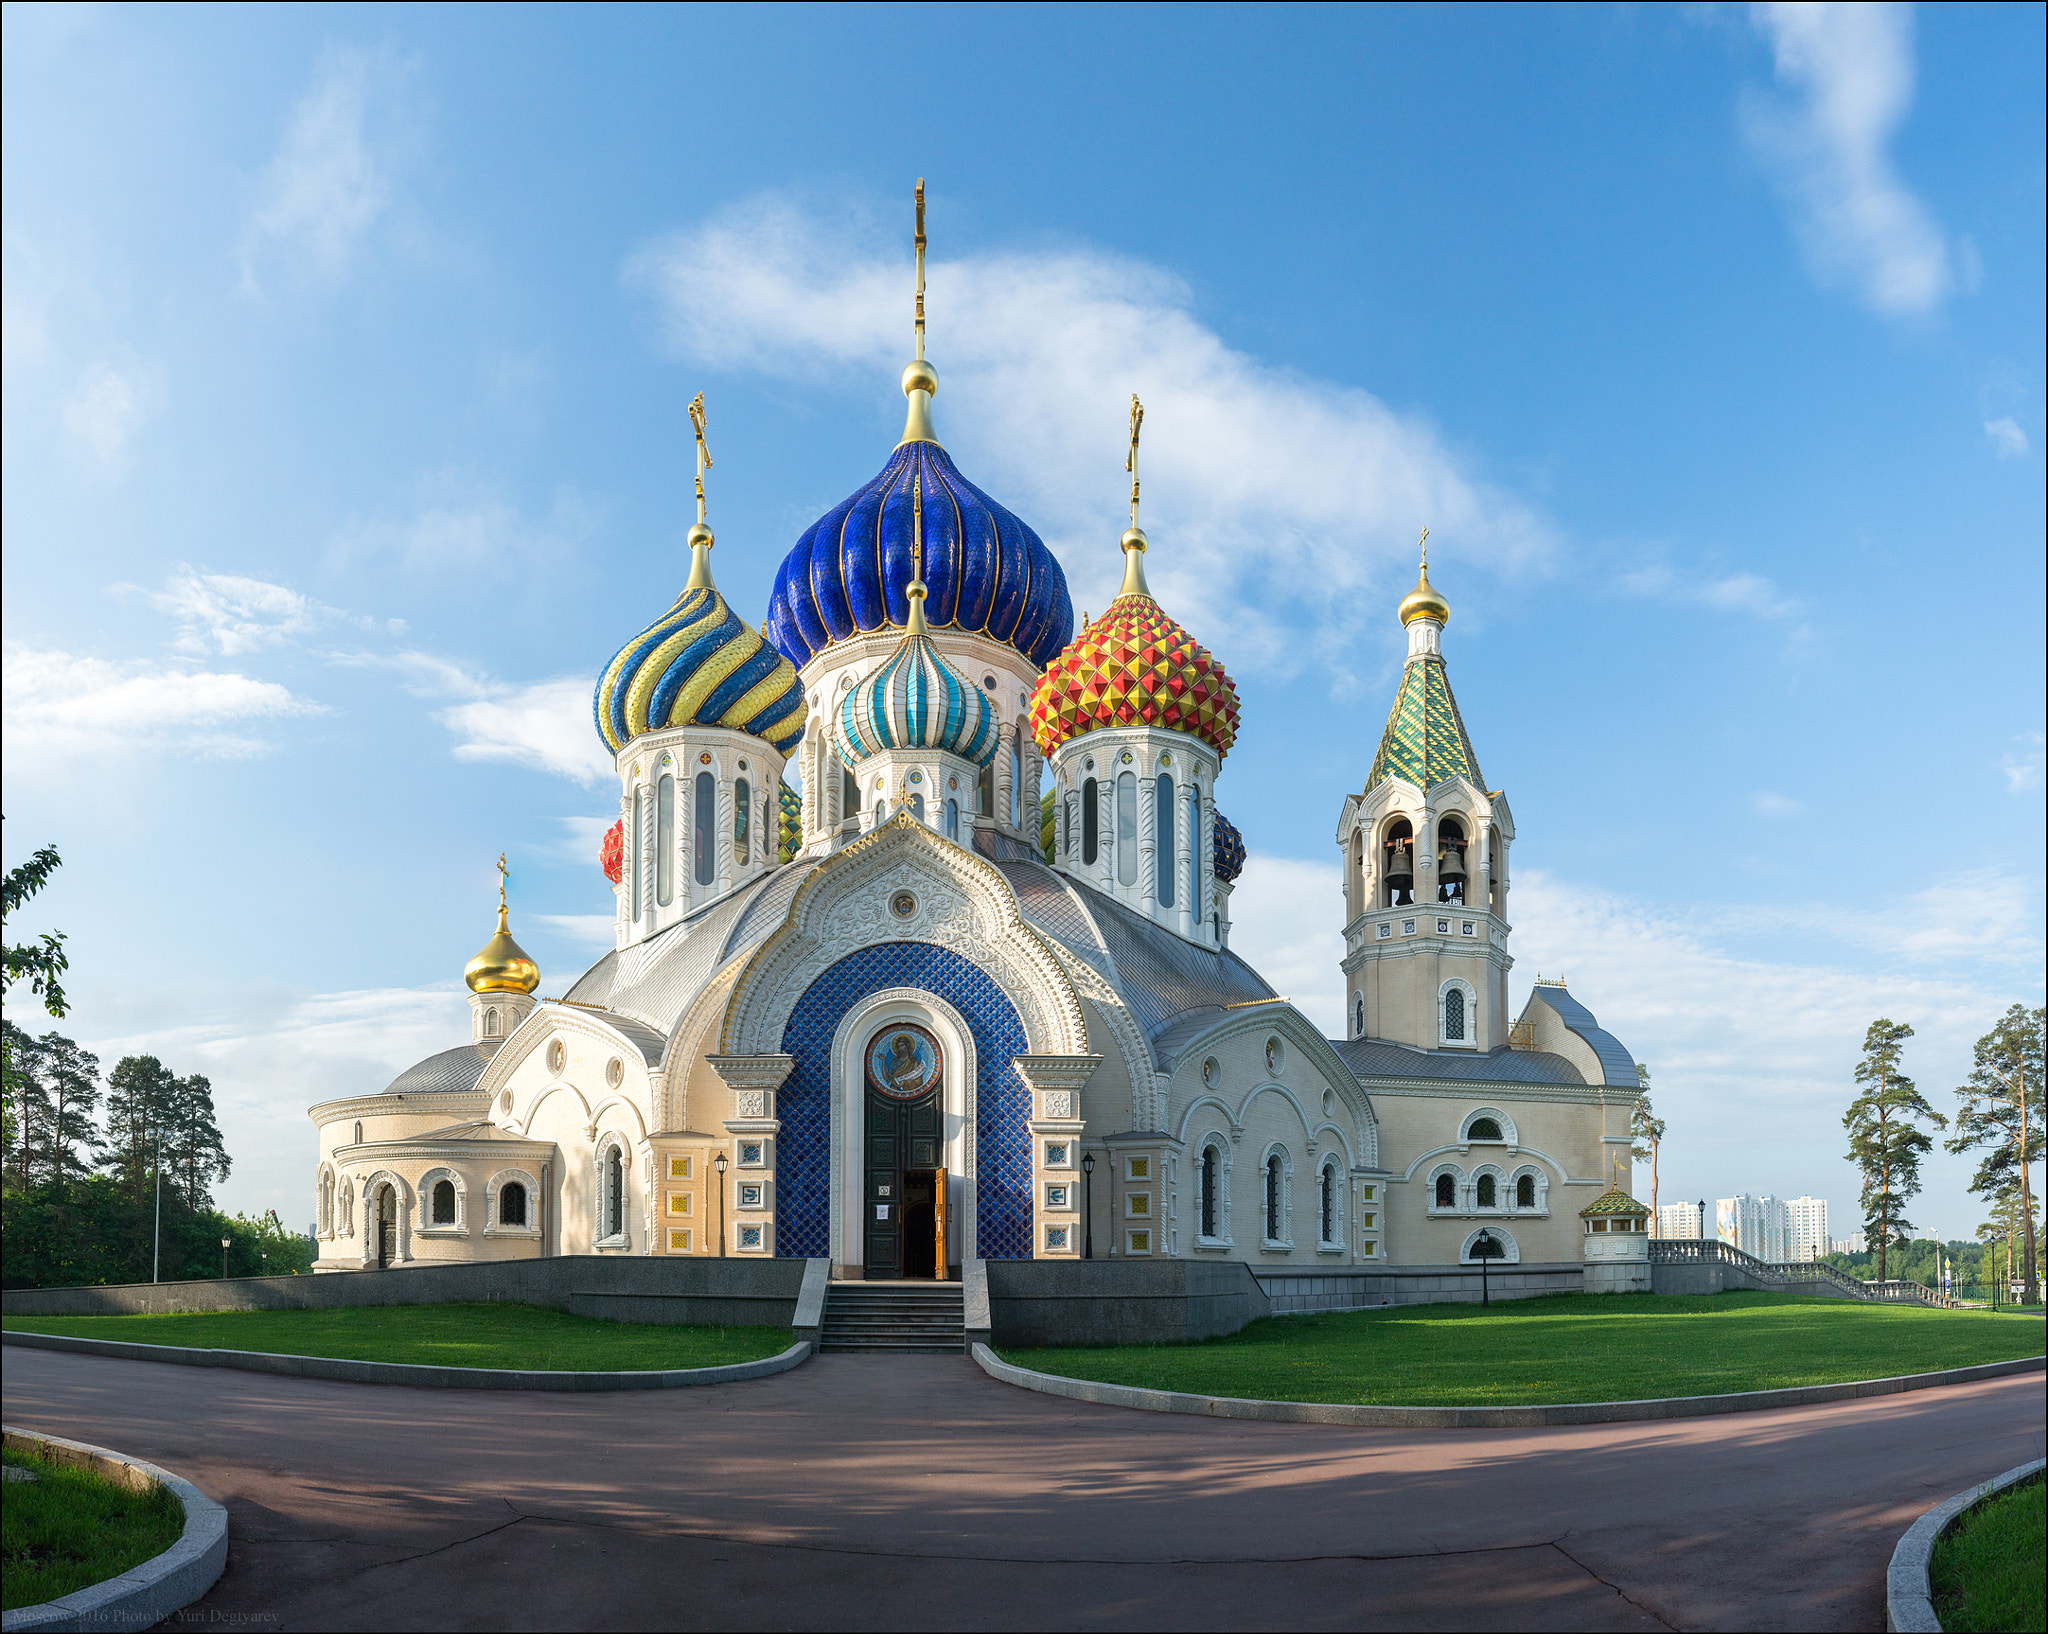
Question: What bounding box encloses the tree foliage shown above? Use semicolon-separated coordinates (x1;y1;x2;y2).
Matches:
2;838;70;1019
1842;1018;1945;1283
1945;1003;2043;1306
1630;1063;1665;1216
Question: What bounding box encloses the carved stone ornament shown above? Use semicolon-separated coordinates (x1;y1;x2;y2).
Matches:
735;1089;768;1119
1042;1090;1074;1119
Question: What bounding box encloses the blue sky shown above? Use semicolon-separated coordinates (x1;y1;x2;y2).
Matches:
4;2;2041;1238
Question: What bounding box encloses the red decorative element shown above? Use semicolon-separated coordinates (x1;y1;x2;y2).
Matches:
1030;592;1240;761
600;820;625;885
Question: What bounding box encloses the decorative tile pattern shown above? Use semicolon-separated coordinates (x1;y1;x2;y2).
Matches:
1363;655;1484;793
775;940;1032;1259
1030;591;1240;759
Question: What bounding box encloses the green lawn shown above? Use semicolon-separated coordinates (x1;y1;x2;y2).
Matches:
1000;1292;2048;1407
2;1446;184;1612
2;1303;795;1372
1931;1476;2046;1634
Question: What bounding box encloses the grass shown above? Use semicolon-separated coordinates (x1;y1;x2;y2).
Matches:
2;1446;185;1612
1;1302;796;1372
1931;1476;2046;1634
999;1292;2048;1407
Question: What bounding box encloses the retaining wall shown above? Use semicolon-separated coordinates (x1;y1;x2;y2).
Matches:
0;1256;806;1328
986;1259;1268;1346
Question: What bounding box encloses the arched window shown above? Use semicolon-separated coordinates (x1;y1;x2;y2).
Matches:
1321;1166;1336;1244
1435;1173;1456;1208
910;790;926;823
1082;778;1100;864
873;797;888;823
483;1008;499;1038
1116;772;1138;886
432;1179;457;1225
353;1120;363;1145
1354;994;1365;1038
1437;818;1467;905
1009;732;1023;827
605;1146;624;1240
1155;774;1176;906
693;772;716;885
1445;987;1466;1041
1265;1153;1284;1240
655;774;676;906
945;798;959;840
1467;1116;1503;1141
318;1173;333;1235
1201;1145;1220;1238
734;777;751;863
500;1181;528;1227
1476;1173;1496;1209
630;787;644;921
1186;786;1201;914
1384;819;1415;906
842;766;862;817
977;759;994;818
1516;1173;1536;1209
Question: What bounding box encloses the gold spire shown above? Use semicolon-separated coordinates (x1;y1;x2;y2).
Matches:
685;392;716;591
465;853;539;994
1117;393;1152;599
1398;527;1450;627
905;471;931;637
899;178;941;446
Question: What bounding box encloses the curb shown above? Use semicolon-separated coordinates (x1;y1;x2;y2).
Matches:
1;1426;228;1634
970;1344;2046;1428
2;1329;812;1391
1885;1457;2045;1633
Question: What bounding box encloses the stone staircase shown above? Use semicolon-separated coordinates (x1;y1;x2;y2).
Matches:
819;1281;965;1353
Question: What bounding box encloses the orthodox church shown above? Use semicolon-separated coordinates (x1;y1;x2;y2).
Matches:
309;194;1645;1285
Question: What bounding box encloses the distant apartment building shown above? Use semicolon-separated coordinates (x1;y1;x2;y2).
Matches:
1656;1201;1704;1240
1716;1193;1790;1262
1785;1197;1829;1262
1834;1231;1867;1254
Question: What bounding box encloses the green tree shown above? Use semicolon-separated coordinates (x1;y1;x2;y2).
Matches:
36;1032;103;1188
2;837;70;1019
102;1055;177;1212
3;1021;48;1192
165;1072;231;1211
1843;1019;1945;1283
1630;1063;1665;1222
1945;1003;2043;1306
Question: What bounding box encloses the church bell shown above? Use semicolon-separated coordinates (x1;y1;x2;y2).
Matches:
1438;846;1465;879
1385;843;1413;879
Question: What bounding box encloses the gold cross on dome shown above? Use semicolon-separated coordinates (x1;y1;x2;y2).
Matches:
497;851;509;908
688;393;712;522
1127;395;1145;525
1418;526;1430;569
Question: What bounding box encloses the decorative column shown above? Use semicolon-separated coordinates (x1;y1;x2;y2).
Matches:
708;1054;795;1256
1014;1054;1101;1259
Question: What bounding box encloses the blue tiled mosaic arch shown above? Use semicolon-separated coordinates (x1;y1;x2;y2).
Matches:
775;942;1032;1260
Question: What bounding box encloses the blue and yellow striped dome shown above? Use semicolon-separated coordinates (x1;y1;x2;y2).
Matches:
834;615;997;769
593;574;808;757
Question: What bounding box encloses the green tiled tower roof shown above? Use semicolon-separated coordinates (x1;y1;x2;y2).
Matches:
1364;656;1485;793
1580;1187;1650;1218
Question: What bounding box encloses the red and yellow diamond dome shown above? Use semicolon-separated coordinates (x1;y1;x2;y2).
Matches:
1029;527;1239;761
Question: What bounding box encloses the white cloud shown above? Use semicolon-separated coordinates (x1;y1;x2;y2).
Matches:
1984;416;2030;459
61;360;156;467
626;195;1554;690
1619;562;1802;621
1226;854;1347;1034
2003;732;2044;794
238;48;397;293
1;644;323;760
327;487;597;575
534;913;618;949
1750;791;1805;817
341;650;612;786
121;567;340;656
1744;3;1955;316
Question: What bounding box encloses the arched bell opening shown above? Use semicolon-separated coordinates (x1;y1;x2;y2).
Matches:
1437;818;1468;906
1489;829;1505;911
1382;819;1416;907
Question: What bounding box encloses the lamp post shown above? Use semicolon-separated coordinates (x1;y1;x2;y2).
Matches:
152;1127;165;1284
1472;1228;1501;1305
714;1151;729;1258
1081;1152;1095;1260
220;1236;231;1279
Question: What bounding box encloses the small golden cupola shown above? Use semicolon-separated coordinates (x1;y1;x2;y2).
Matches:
1398;531;1451;628
465;855;539;1053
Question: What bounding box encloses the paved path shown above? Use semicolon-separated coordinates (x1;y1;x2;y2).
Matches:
4;1348;2042;1631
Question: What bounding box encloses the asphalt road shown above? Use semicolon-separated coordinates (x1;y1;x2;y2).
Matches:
3;1347;2042;1632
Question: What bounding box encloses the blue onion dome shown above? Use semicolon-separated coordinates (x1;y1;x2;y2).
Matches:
833;563;997;769
765;438;1073;673
593;530;808;757
1212;809;1246;883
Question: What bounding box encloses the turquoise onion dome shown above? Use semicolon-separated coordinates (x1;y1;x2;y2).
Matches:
833;540;997;770
593;527;808;757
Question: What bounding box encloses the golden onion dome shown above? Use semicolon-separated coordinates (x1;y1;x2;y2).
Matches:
1399;555;1450;627
464;901;539;995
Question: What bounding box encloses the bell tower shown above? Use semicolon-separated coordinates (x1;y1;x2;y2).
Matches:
1334;539;1514;1050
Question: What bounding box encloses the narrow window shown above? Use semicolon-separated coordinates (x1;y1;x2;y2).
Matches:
1516;1174;1536;1209
694;772;716;885
874;797;888;823
1354;994;1365;1037
630;787;644;921
842;767;861;816
484;1008;499;1038
910;791;926;823
977;759;994;818
1321;1167;1335;1243
1444;987;1465;1041
1265;1154;1283;1239
1435;1173;1455;1209
945;798;959;840
432;1179;456;1225
734;777;751;864
1010;733;1023;827
655;774;676;906
500;1181;528;1227
606;1147;624;1239
1116;772;1138;886
1155;774;1176;906
1186;787;1201;916
1477;1174;1496;1209
354;1120;363;1146
1082;778;1099;864
1201;1146;1219;1238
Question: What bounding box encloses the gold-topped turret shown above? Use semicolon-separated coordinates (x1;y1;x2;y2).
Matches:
1117;394;1153;599
1398;528;1450;627
684;392;716;590
899;179;942;447
464;855;539;995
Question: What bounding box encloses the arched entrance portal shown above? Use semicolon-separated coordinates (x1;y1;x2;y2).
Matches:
374;1184;397;1269
863;1020;945;1280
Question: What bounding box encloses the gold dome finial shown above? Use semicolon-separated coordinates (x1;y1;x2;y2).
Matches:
905;470;931;637
685;393;716;591
1399;527;1449;627
464;852;539;994
899;179;941;446
1117;394;1153;599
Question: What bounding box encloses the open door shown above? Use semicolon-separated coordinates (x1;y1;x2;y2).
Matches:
934;1165;948;1280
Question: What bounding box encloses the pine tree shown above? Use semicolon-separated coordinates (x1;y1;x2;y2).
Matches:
3;1021;50;1192
1843;1019;1945;1283
103;1055;177;1210
1630;1063;1665;1224
1945;1003;2043;1307
37;1032;103;1187
166;1072;231;1210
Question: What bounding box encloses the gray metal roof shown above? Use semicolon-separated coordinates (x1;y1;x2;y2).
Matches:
383;1044;493;1096
1331;1037;1587;1086
1525;985;1638;1088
